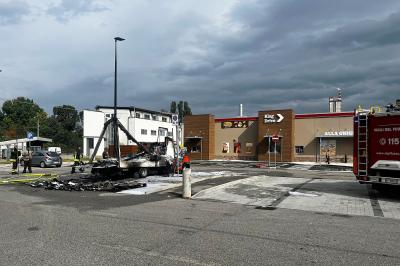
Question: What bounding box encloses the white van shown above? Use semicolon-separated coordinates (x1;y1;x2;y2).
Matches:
48;147;62;155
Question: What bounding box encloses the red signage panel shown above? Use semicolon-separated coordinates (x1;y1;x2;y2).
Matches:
368;115;400;167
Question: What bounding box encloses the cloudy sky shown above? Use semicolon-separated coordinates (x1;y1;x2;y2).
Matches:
1;0;400;117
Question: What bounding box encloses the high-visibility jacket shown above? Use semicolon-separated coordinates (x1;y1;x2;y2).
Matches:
73;153;80;162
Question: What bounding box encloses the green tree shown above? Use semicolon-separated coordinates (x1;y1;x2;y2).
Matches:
177;101;184;122
0;110;5;141
1;97;46;139
183;101;192;116
169;100;192;123
40;105;82;153
53;105;79;131
170;101;177;114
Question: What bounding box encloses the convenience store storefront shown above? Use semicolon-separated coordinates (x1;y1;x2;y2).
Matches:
183;110;354;162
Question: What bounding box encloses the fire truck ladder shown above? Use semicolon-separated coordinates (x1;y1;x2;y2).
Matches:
357;112;368;177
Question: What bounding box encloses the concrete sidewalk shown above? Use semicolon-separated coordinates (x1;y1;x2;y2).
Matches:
193;175;400;220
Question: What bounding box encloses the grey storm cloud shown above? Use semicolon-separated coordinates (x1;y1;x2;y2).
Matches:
0;0;30;25
47;0;109;21
1;0;400;117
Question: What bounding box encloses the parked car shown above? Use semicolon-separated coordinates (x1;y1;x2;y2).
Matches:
31;150;62;168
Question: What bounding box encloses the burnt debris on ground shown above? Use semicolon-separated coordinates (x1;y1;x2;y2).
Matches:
29;174;146;192
309;164;352;171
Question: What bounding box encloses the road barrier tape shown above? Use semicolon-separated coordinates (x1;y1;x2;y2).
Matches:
20;173;57;177
0;173;58;185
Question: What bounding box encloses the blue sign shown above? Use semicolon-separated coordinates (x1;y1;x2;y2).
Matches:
27;132;34;139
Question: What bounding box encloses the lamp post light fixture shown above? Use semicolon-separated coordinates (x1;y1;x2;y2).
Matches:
113;36;125;162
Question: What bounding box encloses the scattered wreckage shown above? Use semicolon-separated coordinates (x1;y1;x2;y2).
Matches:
28;121;179;192
29;176;146;192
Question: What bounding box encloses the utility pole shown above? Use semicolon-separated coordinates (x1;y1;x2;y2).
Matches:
37;118;40;137
113;37;125;164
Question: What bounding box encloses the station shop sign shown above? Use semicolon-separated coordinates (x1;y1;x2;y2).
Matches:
264;113;284;123
323;131;353;137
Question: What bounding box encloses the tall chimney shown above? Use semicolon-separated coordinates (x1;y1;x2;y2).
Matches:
239;104;243;117
336;88;342;112
329;97;335;113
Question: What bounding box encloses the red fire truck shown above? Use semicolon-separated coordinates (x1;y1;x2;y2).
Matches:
353;101;400;187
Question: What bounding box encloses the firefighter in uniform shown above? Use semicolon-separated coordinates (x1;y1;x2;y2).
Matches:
71;147;82;174
10;147;20;174
182;154;191;169
22;149;32;173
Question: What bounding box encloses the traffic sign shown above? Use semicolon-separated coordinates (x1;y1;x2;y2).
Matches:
172;114;179;125
27;131;34;139
271;135;279;143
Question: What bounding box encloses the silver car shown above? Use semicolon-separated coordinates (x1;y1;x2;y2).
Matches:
31;150;62;168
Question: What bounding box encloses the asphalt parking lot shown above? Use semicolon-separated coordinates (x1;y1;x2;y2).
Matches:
1;160;399;220
1;161;400;265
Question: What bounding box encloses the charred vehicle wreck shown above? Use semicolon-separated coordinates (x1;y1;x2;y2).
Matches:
91;136;176;178
88;117;177;178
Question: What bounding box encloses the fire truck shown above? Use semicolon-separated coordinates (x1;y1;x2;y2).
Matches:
353;100;400;187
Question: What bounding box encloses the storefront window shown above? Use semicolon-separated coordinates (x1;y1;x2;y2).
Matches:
233;139;241;153
222;142;229;153
295;146;304;154
266;137;281;153
186;139;202;153
246;143;253;153
191;145;201;153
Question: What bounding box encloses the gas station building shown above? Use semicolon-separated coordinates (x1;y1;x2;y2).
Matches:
183;109;354;163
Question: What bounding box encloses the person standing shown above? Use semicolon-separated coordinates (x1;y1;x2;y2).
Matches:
10;147;19;174
102;148;109;159
325;150;330;165
76;147;82;162
22;149;32;173
71;147;82;174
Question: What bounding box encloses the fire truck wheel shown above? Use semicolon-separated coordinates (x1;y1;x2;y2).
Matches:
138;168;148;178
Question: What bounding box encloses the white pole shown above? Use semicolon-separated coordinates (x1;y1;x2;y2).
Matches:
182;168;191;198
175;124;179;175
268;137;270;167
200;138;203;160
274;142;277;168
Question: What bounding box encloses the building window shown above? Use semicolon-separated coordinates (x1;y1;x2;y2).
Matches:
245;143;253;153
159;129;166;136
105;114;111;118
162;117;167;122
167;131;173;137
144;114;150;120
151;130;157;136
135;113;140;118
295;146;304;154
141;129;147;135
88;138;94;149
152;115;158;121
191;145;201;152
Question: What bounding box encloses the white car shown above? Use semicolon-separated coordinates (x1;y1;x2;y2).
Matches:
48;147;62;155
